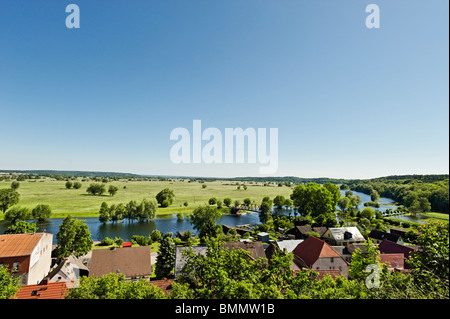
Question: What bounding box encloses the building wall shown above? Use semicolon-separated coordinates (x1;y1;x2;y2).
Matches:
312;257;349;278
27;233;53;285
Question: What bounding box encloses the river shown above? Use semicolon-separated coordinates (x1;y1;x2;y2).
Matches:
0;212;262;243
0;190;412;243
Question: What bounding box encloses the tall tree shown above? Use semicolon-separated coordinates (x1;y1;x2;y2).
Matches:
108;185;119;196
290;183;334;219
155;236;176;279
0;188;20;214
31;204;52;221
190;206;222;241
55;215;93;260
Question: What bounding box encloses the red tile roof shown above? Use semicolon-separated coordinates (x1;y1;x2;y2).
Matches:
292;236;341;267
378;253;404;270
13;282;68;299
0;233;46;257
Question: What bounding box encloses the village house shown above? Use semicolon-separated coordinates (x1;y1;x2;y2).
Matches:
0;233;53;285
378;239;419;269
89;246;152;280
223;241;266;260
47;254;89;286
321;227;365;246
174;245;207;277
368;230;404;245
292;236;349;278
378;253;405;271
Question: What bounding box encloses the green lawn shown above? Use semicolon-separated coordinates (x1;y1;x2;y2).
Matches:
0;179;293;220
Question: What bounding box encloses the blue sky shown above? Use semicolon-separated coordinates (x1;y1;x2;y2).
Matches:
0;0;448;179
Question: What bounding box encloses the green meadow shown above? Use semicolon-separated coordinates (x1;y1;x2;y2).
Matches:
0;179;294;220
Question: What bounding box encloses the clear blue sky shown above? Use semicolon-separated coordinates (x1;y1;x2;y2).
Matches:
0;0;448;179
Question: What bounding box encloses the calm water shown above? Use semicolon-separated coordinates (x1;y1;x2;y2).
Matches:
0;190;406;243
0;213;261;243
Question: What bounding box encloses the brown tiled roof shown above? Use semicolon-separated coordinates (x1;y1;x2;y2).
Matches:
0;233;46;257
13;282;68;299
378;253;404;270
222;241;266;260
292;236;341;267
89;246;152;278
315;269;342;280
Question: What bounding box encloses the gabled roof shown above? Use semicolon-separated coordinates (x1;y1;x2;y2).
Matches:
378;253;404;270
378;239;417;258
13;282;68;299
89;246;152;278
325;227;365;242
174;246;207;277
368;230;401;242
0;233;49;258
292;236;341;267
276;240;304;254
223;241;266;260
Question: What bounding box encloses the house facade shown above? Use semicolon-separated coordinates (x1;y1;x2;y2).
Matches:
0;233;53;285
292;236;349;278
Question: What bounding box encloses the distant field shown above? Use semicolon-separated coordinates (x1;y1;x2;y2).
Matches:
0;179;293;220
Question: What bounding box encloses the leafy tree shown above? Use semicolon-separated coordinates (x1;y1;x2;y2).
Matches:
86;183;106;196
243;198;252;206
223;198;232;206
4;206;30;222
65;181;73;189
208;197;217;205
338;197;351;213
284;198;293;208
156;188;175;207
0;188;20;214
190;206;222;241
65;273;166;299
54;215;93;260
99;202;110;223
151;229;162;242
370;190;380;202
290;183;335;219
4;220;38;234
408;221;449;296
10;181;20;190
0;265;20;299
273;195;286;208
155;236;176;278
108;185;119;196
136;199;158;221
31;204;52;221
73;181;82;189
323;183;341;208
360;207;376;220
114;237;124;247
259;201;272;224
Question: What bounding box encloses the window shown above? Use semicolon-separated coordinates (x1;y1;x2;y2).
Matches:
12;262;20;272
330;257;334;263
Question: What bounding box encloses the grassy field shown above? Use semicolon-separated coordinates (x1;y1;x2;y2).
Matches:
0;179;294;220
